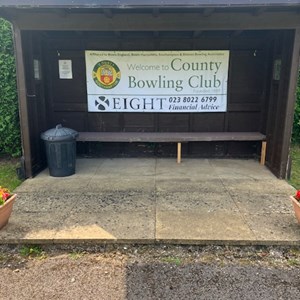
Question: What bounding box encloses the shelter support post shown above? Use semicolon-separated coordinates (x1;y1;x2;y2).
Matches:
279;29;300;178
12;25;32;178
260;141;267;165
177;142;181;164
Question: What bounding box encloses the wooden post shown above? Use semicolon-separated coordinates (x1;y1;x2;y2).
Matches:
260;141;267;165
279;29;300;178
13;24;33;178
177;142;181;164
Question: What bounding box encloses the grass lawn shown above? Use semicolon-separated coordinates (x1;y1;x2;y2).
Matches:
289;144;300;190
0;158;22;191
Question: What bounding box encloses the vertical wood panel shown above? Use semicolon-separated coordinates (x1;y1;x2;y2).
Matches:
42;30;273;159
279;29;300;178
13;26;33;178
265;30;300;178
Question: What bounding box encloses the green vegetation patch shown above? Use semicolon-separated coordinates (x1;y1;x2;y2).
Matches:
19;245;45;258
289;145;300;190
0;18;21;157
0;158;22;191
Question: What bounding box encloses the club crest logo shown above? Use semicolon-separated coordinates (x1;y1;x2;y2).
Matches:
92;60;121;89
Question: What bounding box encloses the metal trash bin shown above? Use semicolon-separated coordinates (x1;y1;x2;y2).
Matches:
41;124;78;177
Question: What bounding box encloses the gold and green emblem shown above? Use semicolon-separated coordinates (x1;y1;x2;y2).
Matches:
92;60;121;89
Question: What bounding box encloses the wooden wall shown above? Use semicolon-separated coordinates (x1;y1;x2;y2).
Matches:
38;30;272;158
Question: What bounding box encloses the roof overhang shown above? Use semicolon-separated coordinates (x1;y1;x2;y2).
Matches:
1;0;299;31
0;0;300;9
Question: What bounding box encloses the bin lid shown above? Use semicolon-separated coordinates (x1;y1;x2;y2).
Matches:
41;124;79;141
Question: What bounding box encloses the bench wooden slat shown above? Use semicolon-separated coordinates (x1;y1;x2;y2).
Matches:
77;132;266;143
76;131;267;165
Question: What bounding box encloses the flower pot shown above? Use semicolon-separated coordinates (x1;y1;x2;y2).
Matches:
0;194;17;230
290;195;300;224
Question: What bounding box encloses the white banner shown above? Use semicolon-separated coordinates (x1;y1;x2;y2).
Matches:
85;50;229;113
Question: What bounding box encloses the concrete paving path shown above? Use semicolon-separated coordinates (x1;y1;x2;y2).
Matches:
0;158;299;245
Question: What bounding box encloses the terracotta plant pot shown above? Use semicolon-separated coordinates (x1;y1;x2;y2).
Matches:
0;194;17;230
290;195;300;224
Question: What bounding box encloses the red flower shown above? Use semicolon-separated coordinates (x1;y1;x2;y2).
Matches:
2;192;10;201
295;190;300;201
0;186;12;204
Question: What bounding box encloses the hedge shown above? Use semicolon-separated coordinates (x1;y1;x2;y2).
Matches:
0;18;21;157
292;71;300;143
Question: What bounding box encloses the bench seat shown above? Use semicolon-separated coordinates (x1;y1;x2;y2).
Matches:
77;131;267;164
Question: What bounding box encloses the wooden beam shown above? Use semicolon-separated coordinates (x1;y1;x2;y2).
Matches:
153;31;160;37
0;0;300;8
203;8;215;17
9;11;300;31
193;30;203;37
231;30;244;37
54;9;68;18
12;25;33;178
152;8;160;18
103;8;113;18
253;7;267;16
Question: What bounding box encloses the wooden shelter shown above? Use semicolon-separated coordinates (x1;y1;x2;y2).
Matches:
0;0;299;178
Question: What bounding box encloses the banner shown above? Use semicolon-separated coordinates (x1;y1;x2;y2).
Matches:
85;50;229;113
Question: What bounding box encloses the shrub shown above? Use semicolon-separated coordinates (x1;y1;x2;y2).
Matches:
292;70;300;143
0;18;21;157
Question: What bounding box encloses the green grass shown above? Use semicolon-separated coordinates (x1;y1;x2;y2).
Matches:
0;158;22;191
19;245;44;258
289;145;300;189
161;256;182;266
68;251;85;260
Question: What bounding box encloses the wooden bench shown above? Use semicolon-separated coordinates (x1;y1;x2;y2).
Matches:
77;132;267;165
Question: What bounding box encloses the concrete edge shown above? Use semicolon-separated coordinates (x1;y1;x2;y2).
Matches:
1;238;300;246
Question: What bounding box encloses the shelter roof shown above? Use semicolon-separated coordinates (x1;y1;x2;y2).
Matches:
0;0;300;8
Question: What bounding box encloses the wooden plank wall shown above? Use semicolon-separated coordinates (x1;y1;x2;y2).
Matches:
266;30;300;178
40;30;273;158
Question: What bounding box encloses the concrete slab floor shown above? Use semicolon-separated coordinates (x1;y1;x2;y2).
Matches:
0;158;299;245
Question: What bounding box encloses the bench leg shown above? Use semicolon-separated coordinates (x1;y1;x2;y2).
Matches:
177;142;181;164
260;141;267;165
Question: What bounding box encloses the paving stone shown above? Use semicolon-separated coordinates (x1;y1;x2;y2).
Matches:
94;158;156;177
156;158;216;179
222;178;296;195
69;191;155;212
243;213;300;242
0;212;68;243
156;178;223;193
210;159;273;180
55;210;156;241
1;158;298;245
156;191;239;212
87;177;155;192
12;193;80;213
156;211;255;241
231;194;292;215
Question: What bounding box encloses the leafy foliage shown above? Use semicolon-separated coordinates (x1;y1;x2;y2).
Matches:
289;145;300;189
19;245;44;257
0;18;21;157
292;70;300;143
0;158;22;190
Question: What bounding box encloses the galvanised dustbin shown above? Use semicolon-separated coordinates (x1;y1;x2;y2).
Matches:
41;124;78;177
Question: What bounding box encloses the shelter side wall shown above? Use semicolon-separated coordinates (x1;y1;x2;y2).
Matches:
266;29;300;178
20;31;48;176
